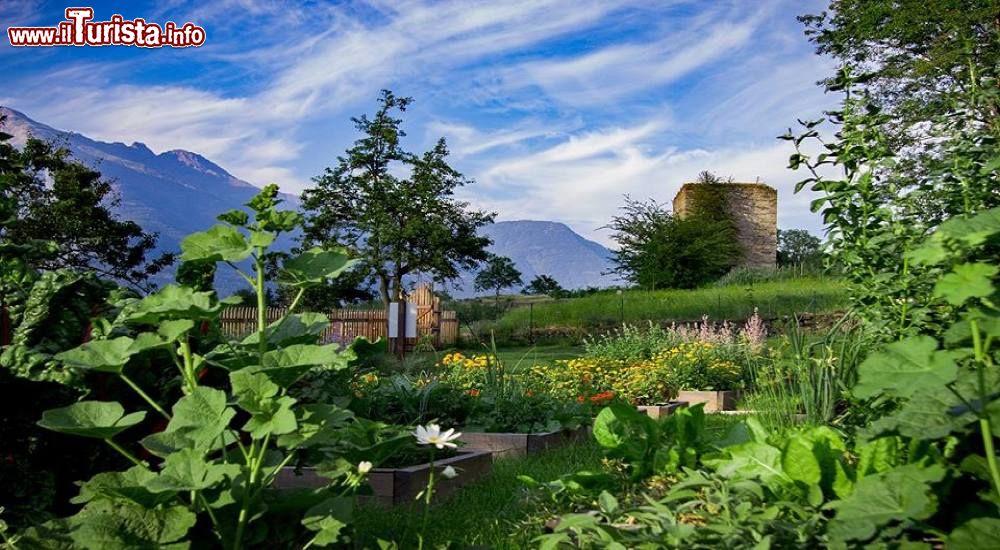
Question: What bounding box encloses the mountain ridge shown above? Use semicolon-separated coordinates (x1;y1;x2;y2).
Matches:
1;107;617;296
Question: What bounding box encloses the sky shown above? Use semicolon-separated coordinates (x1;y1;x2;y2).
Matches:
0;0;836;246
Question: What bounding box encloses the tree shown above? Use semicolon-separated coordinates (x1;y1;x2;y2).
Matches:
606;196;739;289
777;229;822;267
300;90;495;307
0;118;171;291
474;254;522;310
524;274;565;297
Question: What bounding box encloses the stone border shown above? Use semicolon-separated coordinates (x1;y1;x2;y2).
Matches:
676;390;742;412
273;449;494;506
459;425;590;458
636;400;689;419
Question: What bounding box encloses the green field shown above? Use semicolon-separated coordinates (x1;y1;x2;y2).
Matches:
491;277;846;332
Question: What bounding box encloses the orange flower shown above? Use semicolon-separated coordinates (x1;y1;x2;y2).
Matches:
467;388;481;397
576;395;586;404
526;389;535;397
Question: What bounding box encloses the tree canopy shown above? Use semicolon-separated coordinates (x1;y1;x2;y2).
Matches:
0;119;171;291
474;254;523;300
606;195;739;290
300;90;495;307
524;274;565;297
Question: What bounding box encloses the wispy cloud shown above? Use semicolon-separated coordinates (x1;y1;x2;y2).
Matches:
2;0;833;238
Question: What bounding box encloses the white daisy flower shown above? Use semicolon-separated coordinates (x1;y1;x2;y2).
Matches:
358;461;373;474
412;423;461;449
441;465;458;479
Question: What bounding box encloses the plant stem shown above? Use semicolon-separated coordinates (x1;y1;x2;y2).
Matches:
256;251;267;360
970;319;1000;502
105;439;145;468
179;338;197;393
119;373;170;420
419;449;436;550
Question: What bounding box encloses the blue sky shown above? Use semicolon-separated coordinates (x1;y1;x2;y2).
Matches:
1;0;835;244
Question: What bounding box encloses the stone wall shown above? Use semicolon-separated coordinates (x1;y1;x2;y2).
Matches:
672;182;777;269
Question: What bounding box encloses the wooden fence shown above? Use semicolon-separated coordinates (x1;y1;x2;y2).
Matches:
220;301;458;349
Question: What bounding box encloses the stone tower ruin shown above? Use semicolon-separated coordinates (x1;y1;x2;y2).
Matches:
672;182;777;269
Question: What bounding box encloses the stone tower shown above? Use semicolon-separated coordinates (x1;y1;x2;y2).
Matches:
672;182;777;269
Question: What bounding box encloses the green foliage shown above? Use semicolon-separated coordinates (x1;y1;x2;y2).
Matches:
300;90;495;306
474;254;523;303
523;274;566;298
605;196;740;290
0;119;171;290
14;186;389;549
592;403;708;480
776;228;823;267
38;401;146;439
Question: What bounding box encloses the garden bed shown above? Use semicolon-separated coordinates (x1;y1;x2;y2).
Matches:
459;425;590;458
676;390;741;412
274;449;494;506
636;400;688;419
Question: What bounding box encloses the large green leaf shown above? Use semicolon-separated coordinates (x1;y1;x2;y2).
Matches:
146;449;241;493
710;441;791;488
592;403;656;461
38;401;146;439
230;370;298;439
73;466;174;508
277;404;355;450
118;285;230;324
865;367;999;440
180;224;253;263
241;312;330;347
854;336;959;400
909;207;1000;265
69;500;196;550
947;517;1000;549
55;336;163;374
826;464;946;543
253;343;351;387
934;262;998;306
301;497;353;546
141;387;235;457
278;247;357;288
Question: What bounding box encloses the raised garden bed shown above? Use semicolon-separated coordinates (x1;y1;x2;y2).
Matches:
676;390;742;412
459;425;589;458
273;449;493;506
636;400;688;419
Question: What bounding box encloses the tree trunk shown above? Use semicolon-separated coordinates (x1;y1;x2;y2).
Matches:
378;276;390;309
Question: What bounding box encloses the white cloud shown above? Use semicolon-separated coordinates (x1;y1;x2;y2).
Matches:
2;0;833;239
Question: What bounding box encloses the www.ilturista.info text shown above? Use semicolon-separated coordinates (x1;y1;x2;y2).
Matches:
7;8;206;48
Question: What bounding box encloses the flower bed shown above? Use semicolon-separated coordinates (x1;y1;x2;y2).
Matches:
459;425;590;458
274;449;493;506
636;400;688;419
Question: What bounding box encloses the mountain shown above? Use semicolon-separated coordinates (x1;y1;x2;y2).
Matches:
2;107;618;296
1;106;298;294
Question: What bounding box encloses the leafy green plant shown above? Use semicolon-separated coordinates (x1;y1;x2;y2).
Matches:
14;186;382;549
591;403;707;480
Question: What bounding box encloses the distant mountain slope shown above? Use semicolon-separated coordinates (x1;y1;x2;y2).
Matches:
1;106;298;294
443;220;618;297
2;107;618;297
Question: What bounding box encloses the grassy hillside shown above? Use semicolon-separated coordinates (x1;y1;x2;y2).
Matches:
489;277;846;333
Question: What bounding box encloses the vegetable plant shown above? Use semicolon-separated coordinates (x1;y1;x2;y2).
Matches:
14;185;378;549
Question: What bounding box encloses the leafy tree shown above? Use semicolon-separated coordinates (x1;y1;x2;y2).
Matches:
0;119;172;291
606;196;739;289
789;1;1000;336
474;255;523;309
777;229;823;267
300;90;495;307
523;274;565;297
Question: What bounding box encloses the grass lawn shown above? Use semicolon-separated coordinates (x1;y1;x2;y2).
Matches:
353;413;743;548
492;277;847;332
353;439;604;549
